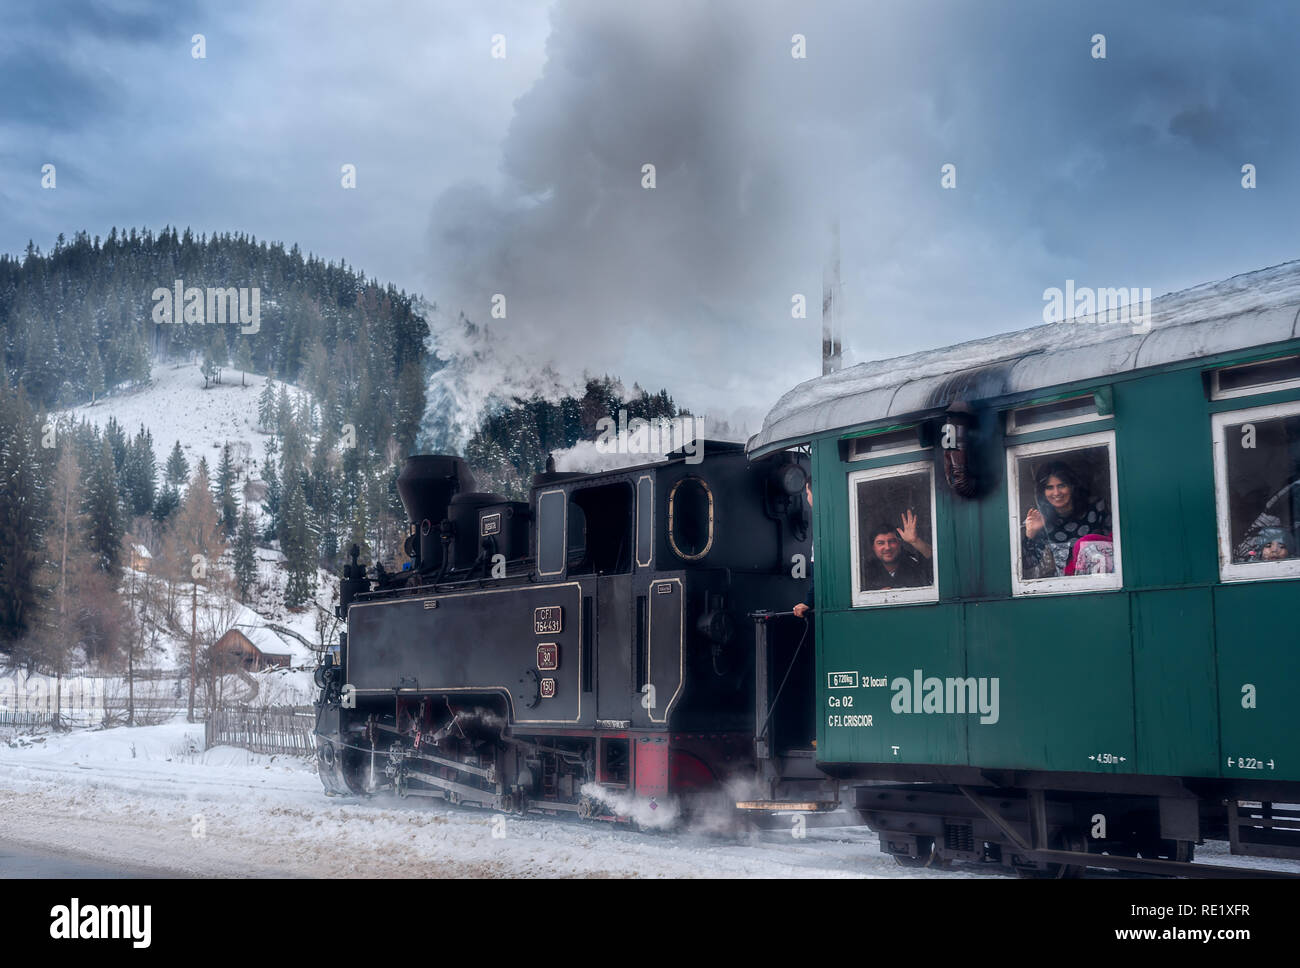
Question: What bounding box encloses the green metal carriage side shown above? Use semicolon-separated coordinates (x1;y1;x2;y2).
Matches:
748;262;1300;788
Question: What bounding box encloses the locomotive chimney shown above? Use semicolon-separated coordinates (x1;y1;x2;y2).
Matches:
396;455;476;571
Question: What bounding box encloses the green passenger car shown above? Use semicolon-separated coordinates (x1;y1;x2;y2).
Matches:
747;262;1300;871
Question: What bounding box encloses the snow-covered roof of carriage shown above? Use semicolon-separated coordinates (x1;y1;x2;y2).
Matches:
748;260;1300;457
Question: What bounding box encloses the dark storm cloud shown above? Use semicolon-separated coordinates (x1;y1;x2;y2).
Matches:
424;0;1300;408
0;46;116;127
3;0;1298;416
0;0;205;126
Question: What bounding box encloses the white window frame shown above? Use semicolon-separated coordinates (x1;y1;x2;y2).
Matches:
1006;430;1123;596
847;460;939;607
846;427;927;461
1005;395;1100;436
1211;398;1300;583
1210;355;1300;401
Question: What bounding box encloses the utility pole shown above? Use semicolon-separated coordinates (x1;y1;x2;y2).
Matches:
189;579;197;723
55;465;70;732
822;218;844;376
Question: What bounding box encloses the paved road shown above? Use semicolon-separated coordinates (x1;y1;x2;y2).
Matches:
0;839;175;878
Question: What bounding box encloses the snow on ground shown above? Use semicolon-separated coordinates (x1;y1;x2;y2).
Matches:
2;719;1298;877
0;719;966;878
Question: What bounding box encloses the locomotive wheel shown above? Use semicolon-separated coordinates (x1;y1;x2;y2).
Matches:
890;837;939;869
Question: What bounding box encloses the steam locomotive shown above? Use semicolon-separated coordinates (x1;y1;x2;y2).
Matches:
313;443;816;820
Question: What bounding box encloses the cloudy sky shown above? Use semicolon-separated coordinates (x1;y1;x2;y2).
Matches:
4;0;1297;419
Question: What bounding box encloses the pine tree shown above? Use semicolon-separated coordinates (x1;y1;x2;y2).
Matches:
208;327;228;384
214;443;239;536
165;440;189;487
87;345;105;403
201;341;216;388
262;438;281;541
280;476;315;608
126;330;151;386
152;486;180;522
0;381;54;650
257;377;276;431
104;416;128;475
125;425;157;518
275;384;292;438
83;437;124;577
233;506;257;603
235;338;254;388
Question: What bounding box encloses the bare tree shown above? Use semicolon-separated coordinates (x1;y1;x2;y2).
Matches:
196;572;242;716
169;464;226;722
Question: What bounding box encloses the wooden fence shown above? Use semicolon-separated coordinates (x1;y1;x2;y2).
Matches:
204;706;317;756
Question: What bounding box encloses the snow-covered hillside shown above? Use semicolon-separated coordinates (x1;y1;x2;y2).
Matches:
58;362;331;672
63;361;307;492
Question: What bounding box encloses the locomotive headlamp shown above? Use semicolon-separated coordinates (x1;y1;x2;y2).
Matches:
697;607;735;645
773;462;808;496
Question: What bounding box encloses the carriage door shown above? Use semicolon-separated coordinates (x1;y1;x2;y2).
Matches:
574;481;636;724
595;575;633;722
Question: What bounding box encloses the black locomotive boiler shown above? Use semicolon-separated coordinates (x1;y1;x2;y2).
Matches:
314;443;813;819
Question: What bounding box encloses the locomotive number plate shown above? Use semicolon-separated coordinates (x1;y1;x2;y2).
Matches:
481;512;501;537
539;678;556;699
534;606;563;634
537;643;559;670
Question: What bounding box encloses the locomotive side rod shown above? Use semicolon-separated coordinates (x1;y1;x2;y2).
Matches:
404;769;499;805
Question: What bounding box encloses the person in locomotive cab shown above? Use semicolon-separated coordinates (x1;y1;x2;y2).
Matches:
794;480;816;617
1021;459;1112;578
862;512;933;590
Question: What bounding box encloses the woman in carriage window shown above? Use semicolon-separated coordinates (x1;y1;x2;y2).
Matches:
1021;459;1113;578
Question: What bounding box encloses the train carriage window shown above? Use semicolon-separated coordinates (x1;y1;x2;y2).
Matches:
1006;430;1122;596
1212;399;1300;582
1210;355;1300;400
847;460;938;606
1006;395;1100;435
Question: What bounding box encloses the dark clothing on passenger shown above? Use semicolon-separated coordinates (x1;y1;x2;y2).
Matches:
1022;497;1112;578
862;553;931;591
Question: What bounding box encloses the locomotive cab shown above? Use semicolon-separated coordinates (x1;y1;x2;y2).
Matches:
316;439;812;821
